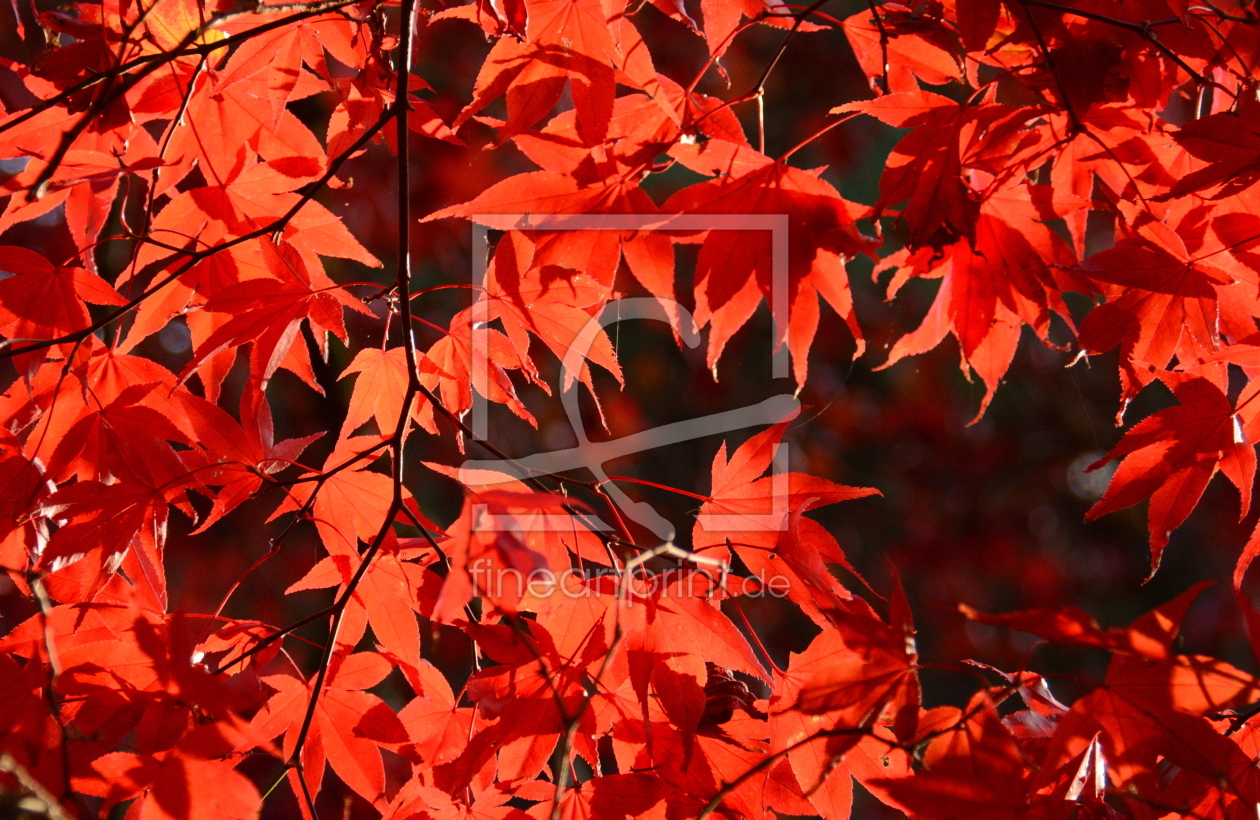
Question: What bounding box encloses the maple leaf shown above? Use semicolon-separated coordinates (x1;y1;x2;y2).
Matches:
835;91;1043;250
91;752;261;820
287;544;441;667
431;0;526;38
618;571;769;751
133;151;377;287
966;574;1207;644
170;390;323;533
961;586;1260;809
386;779;532;820
1160;98;1260;200
451;0;640;145
37;479;177;601
871;694;1036;820
0;147;166;262
0;602;147;664
696;0;819;58
422;481;585;622
0;449;46;574
692;419;879;625
770;721;911;820
1078;212;1238;412
841;6;962;93
253;652;410;807
397;659;474;766
157;67;328;191
517;773;671;820
664;156;877;387
42;382;192;485
208;16;356;130
966;585;1260;716
180;236;369;395
598;693;811;820
708;727;819;818
425;168;673;301
338;346;437;439
876;184;1084;420
421;306;538;426
1086;373;1255;576
0;246;126;343
433;619;599;791
483;229;622;398
1047;106;1178;251
769;594;918;778
271;436;427;559
1034;662;1259;810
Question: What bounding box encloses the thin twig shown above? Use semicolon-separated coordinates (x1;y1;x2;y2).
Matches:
0;105;394;361
1020;0;1233;94
0;0;366;140
1015;0;1082;133
863;0;890;94
285;0;422;791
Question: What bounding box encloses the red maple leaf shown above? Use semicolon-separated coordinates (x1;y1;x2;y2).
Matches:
693;419;879;625
1085;373;1255;575
664;157;877;387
